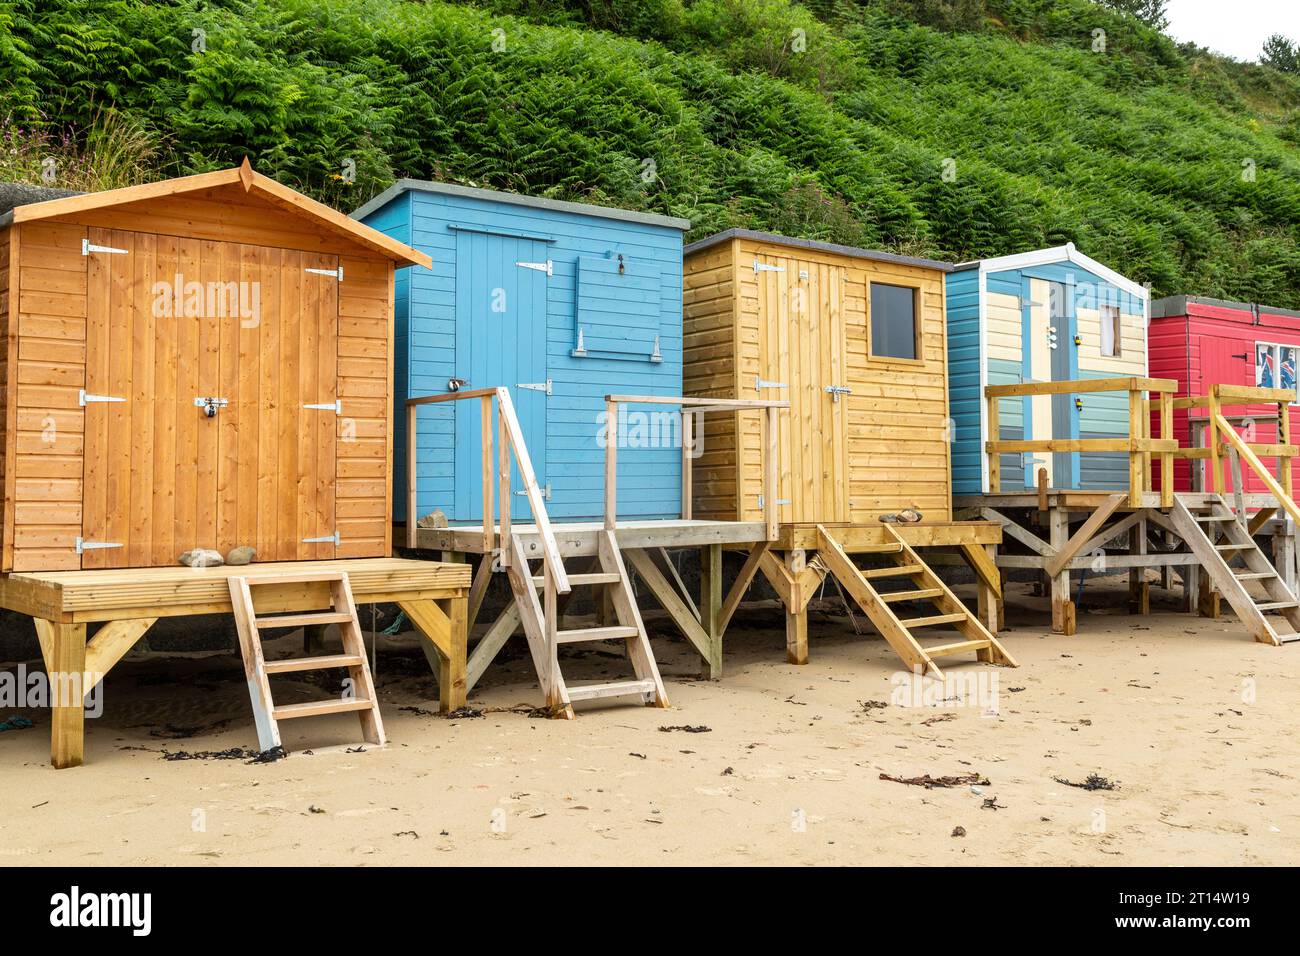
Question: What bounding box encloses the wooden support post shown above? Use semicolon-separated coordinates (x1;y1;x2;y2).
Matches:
987;393;1000;493
1183;562;1200;614
1127;388;1144;507
399;598;468;712
1128;515;1150;615
1037;467;1048;516
961;542;1001;633
764;405;779;541
1274;518;1297;594
47;620;87;769
406;402;418;549
1049;507;1076;635
700;544;723;679
785;552;808;664
1280;398;1294;496
1208;387;1223;495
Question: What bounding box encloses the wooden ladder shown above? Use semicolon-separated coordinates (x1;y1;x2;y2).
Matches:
814;523;1017;677
1170;494;1300;646
502;529;669;718
228;570;386;752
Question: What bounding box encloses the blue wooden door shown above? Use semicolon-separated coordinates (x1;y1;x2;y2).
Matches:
454;231;549;522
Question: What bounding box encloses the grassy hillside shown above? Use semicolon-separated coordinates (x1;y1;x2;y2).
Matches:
4;0;1300;304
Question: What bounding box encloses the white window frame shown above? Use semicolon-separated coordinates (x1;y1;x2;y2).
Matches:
1254;340;1299;406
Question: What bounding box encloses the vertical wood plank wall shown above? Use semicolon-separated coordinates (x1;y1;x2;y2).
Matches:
683;236;953;525
0;196;397;572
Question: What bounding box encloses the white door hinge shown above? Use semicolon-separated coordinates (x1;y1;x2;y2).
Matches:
753;260;785;274
82;239;128;256
516;483;552;501
76;537;123;554
755;377;788;391
516;380;552;396
757;495;791;508
516;260;553;277
650;335;662;363
303;400;342;413
79;390;126;406
572;328;588;357
305;266;343;280
302;531;341;545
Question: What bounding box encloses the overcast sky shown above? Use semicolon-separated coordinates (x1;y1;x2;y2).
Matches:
1165;0;1300;62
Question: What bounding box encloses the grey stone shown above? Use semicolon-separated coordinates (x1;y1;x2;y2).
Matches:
225;546;256;566
179;549;224;568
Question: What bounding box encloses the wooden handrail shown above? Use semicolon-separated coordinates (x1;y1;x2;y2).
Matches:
1214;413;1300;525
603;394;788;541
405;387;570;594
984;376;1177;399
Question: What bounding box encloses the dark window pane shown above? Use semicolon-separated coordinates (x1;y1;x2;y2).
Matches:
870;283;917;360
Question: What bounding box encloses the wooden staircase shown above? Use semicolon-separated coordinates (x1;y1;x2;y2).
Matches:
814;523;1017;677
502;529;669;718
1170;494;1300;646
228;570;385;752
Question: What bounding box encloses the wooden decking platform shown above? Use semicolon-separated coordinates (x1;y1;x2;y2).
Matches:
418;518;769;558
776;520;1000;551
0;558;471;768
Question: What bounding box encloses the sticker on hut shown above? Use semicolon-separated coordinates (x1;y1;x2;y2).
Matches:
1281;346;1297;394
1257;343;1276;389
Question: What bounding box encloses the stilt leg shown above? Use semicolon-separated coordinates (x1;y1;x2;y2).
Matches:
786;552;808;664
48;620;87;769
1183;563;1200;614
1129;516;1150;615
1049;508;1076;635
303;623;327;654
700;544;723;679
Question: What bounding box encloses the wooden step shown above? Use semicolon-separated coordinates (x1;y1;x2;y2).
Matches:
272;697;375;720
1255;601;1299;612
1214;544;1253;552
862;563;924;580
532;572;621;588
1280;633;1300;644
880;587;944;603
255;611;353;630
566;679;657;702
264;654;365;675
1235;570;1277;580
858;543;905;554
555;625;639;644
247;570;346;586
1195;514;1234;523
898;612;967;628
924;639;992;659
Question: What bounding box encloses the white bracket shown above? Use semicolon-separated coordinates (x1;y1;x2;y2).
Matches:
516;260;553;277
81;239;128;256
305;266;343;280
516;483;552;501
757;495;791;508
755;377;788;391
76;537;123;554
516;380;552;396
571;328;587;357
303;400;342;413
753;260;785;274
80;390;126;406
824;384;853;403
302;531;341;545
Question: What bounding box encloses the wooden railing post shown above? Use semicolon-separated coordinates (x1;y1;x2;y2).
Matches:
1159;389;1174;508
498;395;511;566
1127;388;1143;507
764;405;779;541
681;410;693;521
406;402;418;549
481;394;494;556
1208;385;1223;495
986;392;1000;493
1279;396;1294;498
604;398;618;531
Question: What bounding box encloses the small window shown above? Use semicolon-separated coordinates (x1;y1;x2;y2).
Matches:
1100;304;1121;358
869;282;919;360
1256;341;1299;403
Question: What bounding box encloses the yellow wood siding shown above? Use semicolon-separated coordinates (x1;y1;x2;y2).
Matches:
684;236;952;525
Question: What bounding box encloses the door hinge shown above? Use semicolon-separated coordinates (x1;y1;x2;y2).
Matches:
76;537;123;554
757;495;791;508
516;260;553;277
79;390;126;406
303;400;342;413
753;260;785;274
516;380;552;396
302;531;341;545
305;266;343;280
824;384;853;403
755;377;788;391
81;239;128;256
650;335;662;363
572;328;588;357
516;483;552;501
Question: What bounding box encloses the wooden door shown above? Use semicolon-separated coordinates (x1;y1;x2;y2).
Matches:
82;230;339;567
755;252;849;524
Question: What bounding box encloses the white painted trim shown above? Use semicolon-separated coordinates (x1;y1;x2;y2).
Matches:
968;243;1148;303
979;268;990;494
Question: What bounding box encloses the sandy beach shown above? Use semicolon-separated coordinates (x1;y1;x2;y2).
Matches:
1;576;1296;867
